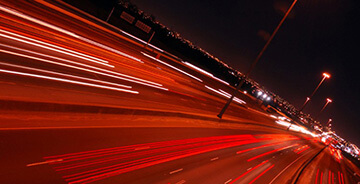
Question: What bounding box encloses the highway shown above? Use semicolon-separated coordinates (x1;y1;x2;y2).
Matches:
0;0;359;184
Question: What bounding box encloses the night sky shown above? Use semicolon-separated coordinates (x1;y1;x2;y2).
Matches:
130;0;359;145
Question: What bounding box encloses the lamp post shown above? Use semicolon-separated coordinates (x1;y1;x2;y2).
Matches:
300;73;330;111
314;98;332;121
217;0;298;119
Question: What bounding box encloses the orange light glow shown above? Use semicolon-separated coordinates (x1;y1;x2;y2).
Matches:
323;73;331;79
327;98;333;103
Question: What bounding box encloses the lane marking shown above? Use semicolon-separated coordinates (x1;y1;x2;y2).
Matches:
268;150;311;184
247;167;253;171
249;164;274;184
170;168;183;175
229;160;269;184
210;157;219;161
27;159;63;167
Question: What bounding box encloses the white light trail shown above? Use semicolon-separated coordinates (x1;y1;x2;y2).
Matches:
0;29;110;65
0;5;143;63
79;36;143;63
276;120;317;137
218;89;246;104
184;61;229;85
0;42;163;87
0;47;168;91
205;85;246;105
142;52;203;82
0;68;139;94
0;62;132;89
120;30;164;52
0;31;114;68
0;5;79;38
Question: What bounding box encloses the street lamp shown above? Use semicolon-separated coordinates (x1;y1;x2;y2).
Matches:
326;118;332;126
314;98;332;121
299;72;330;111
217;0;299;119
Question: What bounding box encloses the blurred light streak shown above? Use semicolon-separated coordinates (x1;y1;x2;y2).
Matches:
55;136;254;171
0;29;113;67
320;171;323;184
168;89;206;102
229;160;269;184
27;159;63;167
296;146;310;154
45;135;254;160
248;164;274;184
294;145;309;154
55;136;257;170
275;120;317;137
0;47;168;91
43;135;265;183
0;68;139;94
0;5;79;38
183;61;229;85
120;30;163;52
219;89;246;104
141;52;203;82
247;144;298;161
0;62;132;89
0;29;171;83
269;150;311;184
64;139;260;183
205;85;246;105
0;5;142;62
236;141;284;154
341;173;344;184
0;27;110;65
80;36;143;63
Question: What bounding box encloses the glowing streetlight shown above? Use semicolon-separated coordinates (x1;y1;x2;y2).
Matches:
300;72;331;111
217;0;299;119
314;98;332;120
326;118;332;126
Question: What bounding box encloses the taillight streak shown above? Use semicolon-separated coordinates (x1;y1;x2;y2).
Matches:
248;164;274;184
247;144;299;162
65;139;261;183
236;141;284;154
142;52;203;82
54;137;260;171
44;135;254;161
229;160;269;184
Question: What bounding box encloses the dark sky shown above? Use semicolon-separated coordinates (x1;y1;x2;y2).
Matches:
130;0;359;146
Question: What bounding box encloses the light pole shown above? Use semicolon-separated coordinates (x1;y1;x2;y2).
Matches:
217;0;298;119
106;6;116;22
300;73;330;111
314;98;332;121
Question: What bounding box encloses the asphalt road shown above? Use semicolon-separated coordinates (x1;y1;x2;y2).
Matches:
0;127;323;184
0;1;359;184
